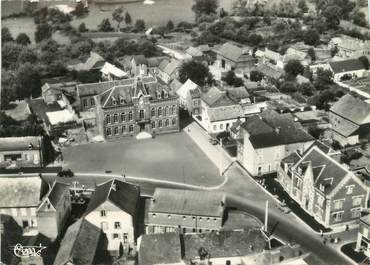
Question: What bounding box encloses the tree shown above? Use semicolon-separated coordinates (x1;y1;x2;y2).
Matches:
247;34;263;46
35;23;52;43
125;12;132;26
250;70;263;82
322;5;342;29
78;22;88;33
299;82;315;96
167;20;174;31
2;43;23;69
222;70;244;87
74;70;101;83
112;6;124;32
298;0;308;13
1;70;16;109
307;48;316;62
15;63;41;98
284;60;304;77
179;60;211;86
74;1;87;17
135;19;146;32
17;48;38;64
98;18;114;32
15;33;31;46
280;81;298;93
2;27;13;43
359;56;370;70
353;11;367;27
303;29;320;46
192;0;218;19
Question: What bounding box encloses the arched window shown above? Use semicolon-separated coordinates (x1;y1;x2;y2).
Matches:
139;109;145;120
129;124;134;132
165;119;169;127
121;112;126;122
106;128;112;136
165;106;169;116
158;107;163;116
151;121;156;129
158;120;163;128
114;127;119;135
121;126;126;133
128;111;133;121
106;115;111;124
151;108;156;117
172;118;176;126
171;105;176;115
113;113;118;123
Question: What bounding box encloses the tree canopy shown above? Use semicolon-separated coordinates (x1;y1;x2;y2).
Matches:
179;60;212;86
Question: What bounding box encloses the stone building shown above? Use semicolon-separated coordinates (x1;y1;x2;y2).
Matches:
94;76;179;140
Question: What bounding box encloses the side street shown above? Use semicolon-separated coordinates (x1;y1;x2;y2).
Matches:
1;0;370;265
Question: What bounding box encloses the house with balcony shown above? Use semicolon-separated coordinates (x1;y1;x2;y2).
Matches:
0;136;44;168
328;94;370;146
94;76;179;140
278;145;368;228
84;179;140;256
145;188;226;234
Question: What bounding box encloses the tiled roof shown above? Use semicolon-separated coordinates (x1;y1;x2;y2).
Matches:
176;79;199;99
161;60;181;76
201;87;235;107
330;94;370;125
139;233;182;265
241;111;314;148
184;230;266;259
217;42;254;63
186;46;203;57
0;176;47;208
208;105;244;122
77;78;136;97
224;86;250;101
148;188;225;217
53;219;101;265
85;179;140;216
0;136;42;152
329;59;365;74
255;64;284;80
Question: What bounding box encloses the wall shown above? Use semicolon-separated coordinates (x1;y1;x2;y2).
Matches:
0;149;42;168
0;207;37;229
85;201;135;255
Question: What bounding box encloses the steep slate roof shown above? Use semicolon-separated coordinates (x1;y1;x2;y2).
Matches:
47;182;69;208
139;233;182;265
97;77;174;108
201;87;235;107
329;59;365;74
293;147;350;195
148;188;225;217
224;86;250;102
217;42;254;63
85;179;140;216
183;230;266;259
53;219;101;265
330;94;370;125
77;78;136;97
241;111;314;149
0;176;46;208
0;136;42;152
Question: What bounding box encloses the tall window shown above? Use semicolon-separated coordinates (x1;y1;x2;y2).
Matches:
139;109;145;120
165;119;169;127
128;111;133;121
121;126;126;134
332;212;343;222
114;127;119;135
151;121;156;129
165;106;169;116
129;125;134;132
83;99;88;107
171;105;176;115
106;128;112;136
106;114;111;124
172;118;176;126
90;98;95;106
158;120;163;128
114;222;121;229
123;233;129;243
151;108;156;117
121;112;126;122
158;107;163;116
100;210;106;217
113;113;118;123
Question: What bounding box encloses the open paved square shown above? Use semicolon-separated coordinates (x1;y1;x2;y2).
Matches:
62;132;223;187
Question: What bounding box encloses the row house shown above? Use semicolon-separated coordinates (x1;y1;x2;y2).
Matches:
145;188;226;234
0;175;71;240
329;94;370;146
278;145;368;228
329;35;370;59
0;136;44;168
94;76;179;140
236;110;314;176
84;179;140;257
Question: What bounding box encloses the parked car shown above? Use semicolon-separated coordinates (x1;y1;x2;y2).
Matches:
57;169;74;178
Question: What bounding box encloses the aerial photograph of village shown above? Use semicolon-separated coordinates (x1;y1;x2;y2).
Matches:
1;0;370;264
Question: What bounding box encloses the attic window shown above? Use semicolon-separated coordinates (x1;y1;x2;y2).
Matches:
168;215;172;219
120;97;125;104
157;91;162;99
113;99;117;105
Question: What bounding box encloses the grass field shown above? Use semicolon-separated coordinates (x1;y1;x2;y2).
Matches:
62;132;222;186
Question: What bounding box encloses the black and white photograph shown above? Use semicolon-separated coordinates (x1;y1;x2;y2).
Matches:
1;0;370;264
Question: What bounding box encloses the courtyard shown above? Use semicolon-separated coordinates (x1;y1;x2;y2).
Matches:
62;131;223;187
